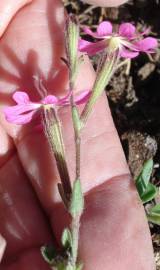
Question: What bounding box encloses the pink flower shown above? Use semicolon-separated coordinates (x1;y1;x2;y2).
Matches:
79;21;158;58
4;90;90;125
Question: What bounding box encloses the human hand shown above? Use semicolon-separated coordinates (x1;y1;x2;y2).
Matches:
0;0;155;269
0;0;128;38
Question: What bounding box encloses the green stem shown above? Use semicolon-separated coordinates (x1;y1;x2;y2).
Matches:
71;214;81;266
70;88;82;269
65;16;84;269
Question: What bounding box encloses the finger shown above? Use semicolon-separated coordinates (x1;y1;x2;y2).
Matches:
0;0;128;209
52;176;155;270
0;0;33;38
0;0;155;269
0;235;6;262
0;154;52;259
79;179;155;269
0;124;15;168
0;129;52;261
82;0;128;7
1;249;50;269
0;154;53;269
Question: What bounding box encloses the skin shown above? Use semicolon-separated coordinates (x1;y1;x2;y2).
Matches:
0;236;6;262
82;0;128;7
0;0;155;269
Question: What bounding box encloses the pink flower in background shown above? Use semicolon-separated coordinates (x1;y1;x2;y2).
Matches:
4;90;90;125
79;21;158;58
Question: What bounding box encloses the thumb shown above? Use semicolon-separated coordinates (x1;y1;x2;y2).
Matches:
0;0;155;269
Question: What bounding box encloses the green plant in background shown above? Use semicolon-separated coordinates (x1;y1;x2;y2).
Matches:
135;159;160;225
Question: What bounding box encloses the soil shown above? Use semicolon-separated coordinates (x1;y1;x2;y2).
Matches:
63;0;160;268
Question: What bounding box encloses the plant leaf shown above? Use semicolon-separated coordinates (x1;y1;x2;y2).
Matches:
140;183;157;203
136;159;153;188
70;179;84;218
147;204;160;225
41;245;57;264
61;228;72;249
141;159;153;186
136;159;154;197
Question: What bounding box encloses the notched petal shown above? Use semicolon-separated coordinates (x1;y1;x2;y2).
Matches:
119;23;136;39
97;21;113;37
83;26;98;38
43;95;58;104
5;110;36;125
13;91;30;104
74;90;91;105
135;37;158;52
79;39;106;55
120;48;139;59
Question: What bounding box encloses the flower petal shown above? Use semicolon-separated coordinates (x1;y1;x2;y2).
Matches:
83;26;98;38
4;103;40;124
75;90;91;105
119;23;136;39
97;21;113;37
4;103;40;115
58;91;72;105
79;39;106;55
43;95;58;104
13;91;30;104
134;37;158;52
120;48;139;58
4;109;36;124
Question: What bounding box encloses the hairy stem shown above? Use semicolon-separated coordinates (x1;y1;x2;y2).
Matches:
43;107;72;205
71;214;81;266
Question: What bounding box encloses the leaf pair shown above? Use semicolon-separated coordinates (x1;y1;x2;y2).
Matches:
135;159;160;226
135;159;157;203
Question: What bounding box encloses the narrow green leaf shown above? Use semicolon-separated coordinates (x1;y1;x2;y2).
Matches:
70;179;84;218
149;204;160;215
72;106;81;135
58;263;77;270
61;228;72;249
141;159;153;186
66;265;74;270
57;262;68;270
136;159;153;189
136;159;154;199
41;245;57;264
136;176;147;197
140;183;157;203
147;204;160;225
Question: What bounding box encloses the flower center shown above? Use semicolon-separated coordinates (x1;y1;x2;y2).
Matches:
43;104;54;110
108;36;123;52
